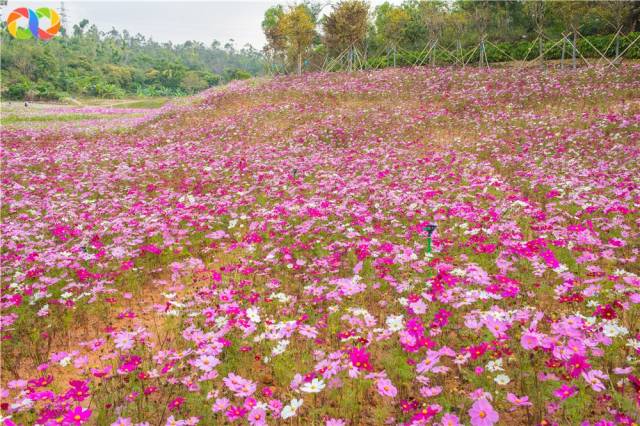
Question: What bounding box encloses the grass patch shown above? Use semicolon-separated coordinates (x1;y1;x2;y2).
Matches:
1;113;106;124
114;98;169;109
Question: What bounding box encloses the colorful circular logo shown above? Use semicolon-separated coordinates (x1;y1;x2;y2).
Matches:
7;7;60;40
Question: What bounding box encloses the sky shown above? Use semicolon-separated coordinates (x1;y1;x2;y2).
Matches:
2;0;400;49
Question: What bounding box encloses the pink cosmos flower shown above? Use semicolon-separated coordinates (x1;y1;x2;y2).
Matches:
212;397;230;413
424;385;445;398
520;332;541;350
582;370;608;392
376;378;397;398
7;380;27;389
247;407;266;426
326;419;346;426
223;373;256;397
506;393;532;407
468;398;499;426
439;413;461;426
193;354;219;372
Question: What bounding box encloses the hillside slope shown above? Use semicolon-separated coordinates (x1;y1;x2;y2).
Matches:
1;66;639;425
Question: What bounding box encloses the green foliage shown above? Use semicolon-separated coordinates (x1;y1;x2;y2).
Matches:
351;0;639;67
280;4;317;74
223;68;252;81
365;31;640;68
1;21;263;100
323;0;370;55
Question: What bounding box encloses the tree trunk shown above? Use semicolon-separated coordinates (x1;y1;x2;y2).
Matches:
538;34;543;67
615;34;620;64
298;53;302;75
561;36;566;69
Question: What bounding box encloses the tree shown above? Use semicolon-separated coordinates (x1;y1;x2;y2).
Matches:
262;5;287;73
596;1;637;57
417;0;448;41
548;2;593;68
280;4;317;74
1;16;263;100
263;5;286;53
524;0;546;61
375;2;410;64
323;0;369;61
181;71;208;94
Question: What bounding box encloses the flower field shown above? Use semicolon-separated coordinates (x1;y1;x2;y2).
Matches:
1;66;639;426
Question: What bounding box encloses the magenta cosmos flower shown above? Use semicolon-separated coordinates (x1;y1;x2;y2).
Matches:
468;398;499;426
64;406;92;425
554;384;578;400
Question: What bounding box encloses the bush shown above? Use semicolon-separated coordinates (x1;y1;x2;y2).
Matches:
223;68;252;82
4;82;32;100
92;82;126;99
34;82;65;100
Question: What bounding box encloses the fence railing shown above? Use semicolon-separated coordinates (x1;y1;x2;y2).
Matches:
266;31;640;75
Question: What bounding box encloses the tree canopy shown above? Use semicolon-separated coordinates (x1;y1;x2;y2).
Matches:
264;0;640;73
1;21;263;100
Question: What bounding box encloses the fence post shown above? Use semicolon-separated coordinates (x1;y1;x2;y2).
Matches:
572;29;577;69
431;40;437;66
349;46;353;72
561;34;566;69
615;28;620;64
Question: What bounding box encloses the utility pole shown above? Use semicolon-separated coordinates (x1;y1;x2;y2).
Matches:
60;1;69;35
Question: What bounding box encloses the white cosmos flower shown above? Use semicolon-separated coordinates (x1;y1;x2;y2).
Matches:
486;359;504;372
300;378;325;393
626;339;640;350
386;315;404;332
494;374;511;385
281;399;303;419
272;340;289;356
603;321;629;338
246;307;261;323
280;405;296;419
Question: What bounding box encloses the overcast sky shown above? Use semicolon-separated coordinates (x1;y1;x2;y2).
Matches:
2;0;399;49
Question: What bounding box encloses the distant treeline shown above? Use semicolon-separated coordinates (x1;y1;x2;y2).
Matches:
1;20;263;100
262;0;640;73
